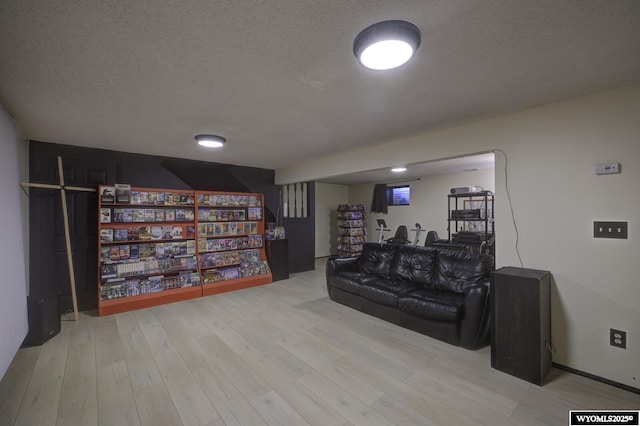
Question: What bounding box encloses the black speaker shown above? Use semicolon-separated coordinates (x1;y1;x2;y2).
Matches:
23;294;61;347
490;267;551;385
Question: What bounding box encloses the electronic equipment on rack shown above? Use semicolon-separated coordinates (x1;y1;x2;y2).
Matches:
452;231;488;242
451;209;482;219
450;186;492;195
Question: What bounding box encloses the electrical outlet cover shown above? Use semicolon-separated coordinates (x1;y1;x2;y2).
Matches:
610;328;627;349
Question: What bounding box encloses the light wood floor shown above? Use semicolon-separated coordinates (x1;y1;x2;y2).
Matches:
1;258;638;426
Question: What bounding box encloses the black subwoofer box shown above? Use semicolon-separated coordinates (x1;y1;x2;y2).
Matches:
23;294;61;347
490;267;551;385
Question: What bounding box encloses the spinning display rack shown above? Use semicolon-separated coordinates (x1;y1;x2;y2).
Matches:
336;204;367;257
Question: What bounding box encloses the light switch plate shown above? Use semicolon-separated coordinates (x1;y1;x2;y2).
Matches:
594;221;628;239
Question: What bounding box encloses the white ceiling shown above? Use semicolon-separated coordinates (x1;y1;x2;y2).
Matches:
1;1;640;183
319;153;495;185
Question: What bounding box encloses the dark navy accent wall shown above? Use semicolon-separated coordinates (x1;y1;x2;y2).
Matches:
28;140;314;312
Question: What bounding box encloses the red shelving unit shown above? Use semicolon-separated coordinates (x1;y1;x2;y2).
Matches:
97;186;272;316
195;190;272;297
97;186;201;316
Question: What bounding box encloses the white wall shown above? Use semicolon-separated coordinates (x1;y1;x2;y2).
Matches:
276;84;640;389
315;182;349;257
0;105;29;380
349;168;494;244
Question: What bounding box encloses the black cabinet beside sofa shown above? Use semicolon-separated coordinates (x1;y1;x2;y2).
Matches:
326;242;494;349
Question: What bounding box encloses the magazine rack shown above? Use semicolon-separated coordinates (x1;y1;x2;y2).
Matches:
196;191;272;297
97;186;272;316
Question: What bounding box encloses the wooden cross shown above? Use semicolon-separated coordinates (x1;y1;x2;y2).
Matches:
21;156;96;321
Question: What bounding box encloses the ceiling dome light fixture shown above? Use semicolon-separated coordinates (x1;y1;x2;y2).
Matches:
195;134;226;148
391;166;407;173
353;20;421;70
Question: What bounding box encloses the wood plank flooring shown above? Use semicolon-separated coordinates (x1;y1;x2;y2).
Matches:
2;258;639;425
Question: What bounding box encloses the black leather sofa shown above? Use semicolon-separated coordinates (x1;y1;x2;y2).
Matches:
326;242;493;349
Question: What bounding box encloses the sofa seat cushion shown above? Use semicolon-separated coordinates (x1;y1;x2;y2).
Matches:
329;272;379;294
399;287;465;322
357;279;420;307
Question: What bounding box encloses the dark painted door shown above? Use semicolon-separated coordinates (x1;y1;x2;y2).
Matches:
29;152;117;312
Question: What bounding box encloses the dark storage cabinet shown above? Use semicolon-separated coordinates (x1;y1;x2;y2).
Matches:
266;239;290;281
490;267;551;385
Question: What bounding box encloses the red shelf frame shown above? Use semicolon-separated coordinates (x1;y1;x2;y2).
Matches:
201;274;272;297
98;285;202;316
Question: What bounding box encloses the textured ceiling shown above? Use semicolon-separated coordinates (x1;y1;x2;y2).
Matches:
319;153;495;185
1;0;640;180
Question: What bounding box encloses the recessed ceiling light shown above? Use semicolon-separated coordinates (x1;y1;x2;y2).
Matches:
195;134;226;148
391;167;407;173
353;20;421;70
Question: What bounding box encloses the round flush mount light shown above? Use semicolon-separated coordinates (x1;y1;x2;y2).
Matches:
195;134;226;148
391;166;407;173
353;20;421;70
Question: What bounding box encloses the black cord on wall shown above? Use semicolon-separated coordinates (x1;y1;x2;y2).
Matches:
494;149;524;268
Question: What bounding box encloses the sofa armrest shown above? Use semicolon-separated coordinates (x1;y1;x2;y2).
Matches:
459;280;490;349
325;255;359;292
326;255;359;275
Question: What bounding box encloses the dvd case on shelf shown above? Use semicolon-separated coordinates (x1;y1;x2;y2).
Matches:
100;208;112;223
115;184;131;204
100;186;116;203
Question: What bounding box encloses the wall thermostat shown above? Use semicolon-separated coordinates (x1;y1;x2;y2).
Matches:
595;163;620;175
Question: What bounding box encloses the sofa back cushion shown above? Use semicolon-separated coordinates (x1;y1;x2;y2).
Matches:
391;246;437;285
358;243;398;279
432;249;494;293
